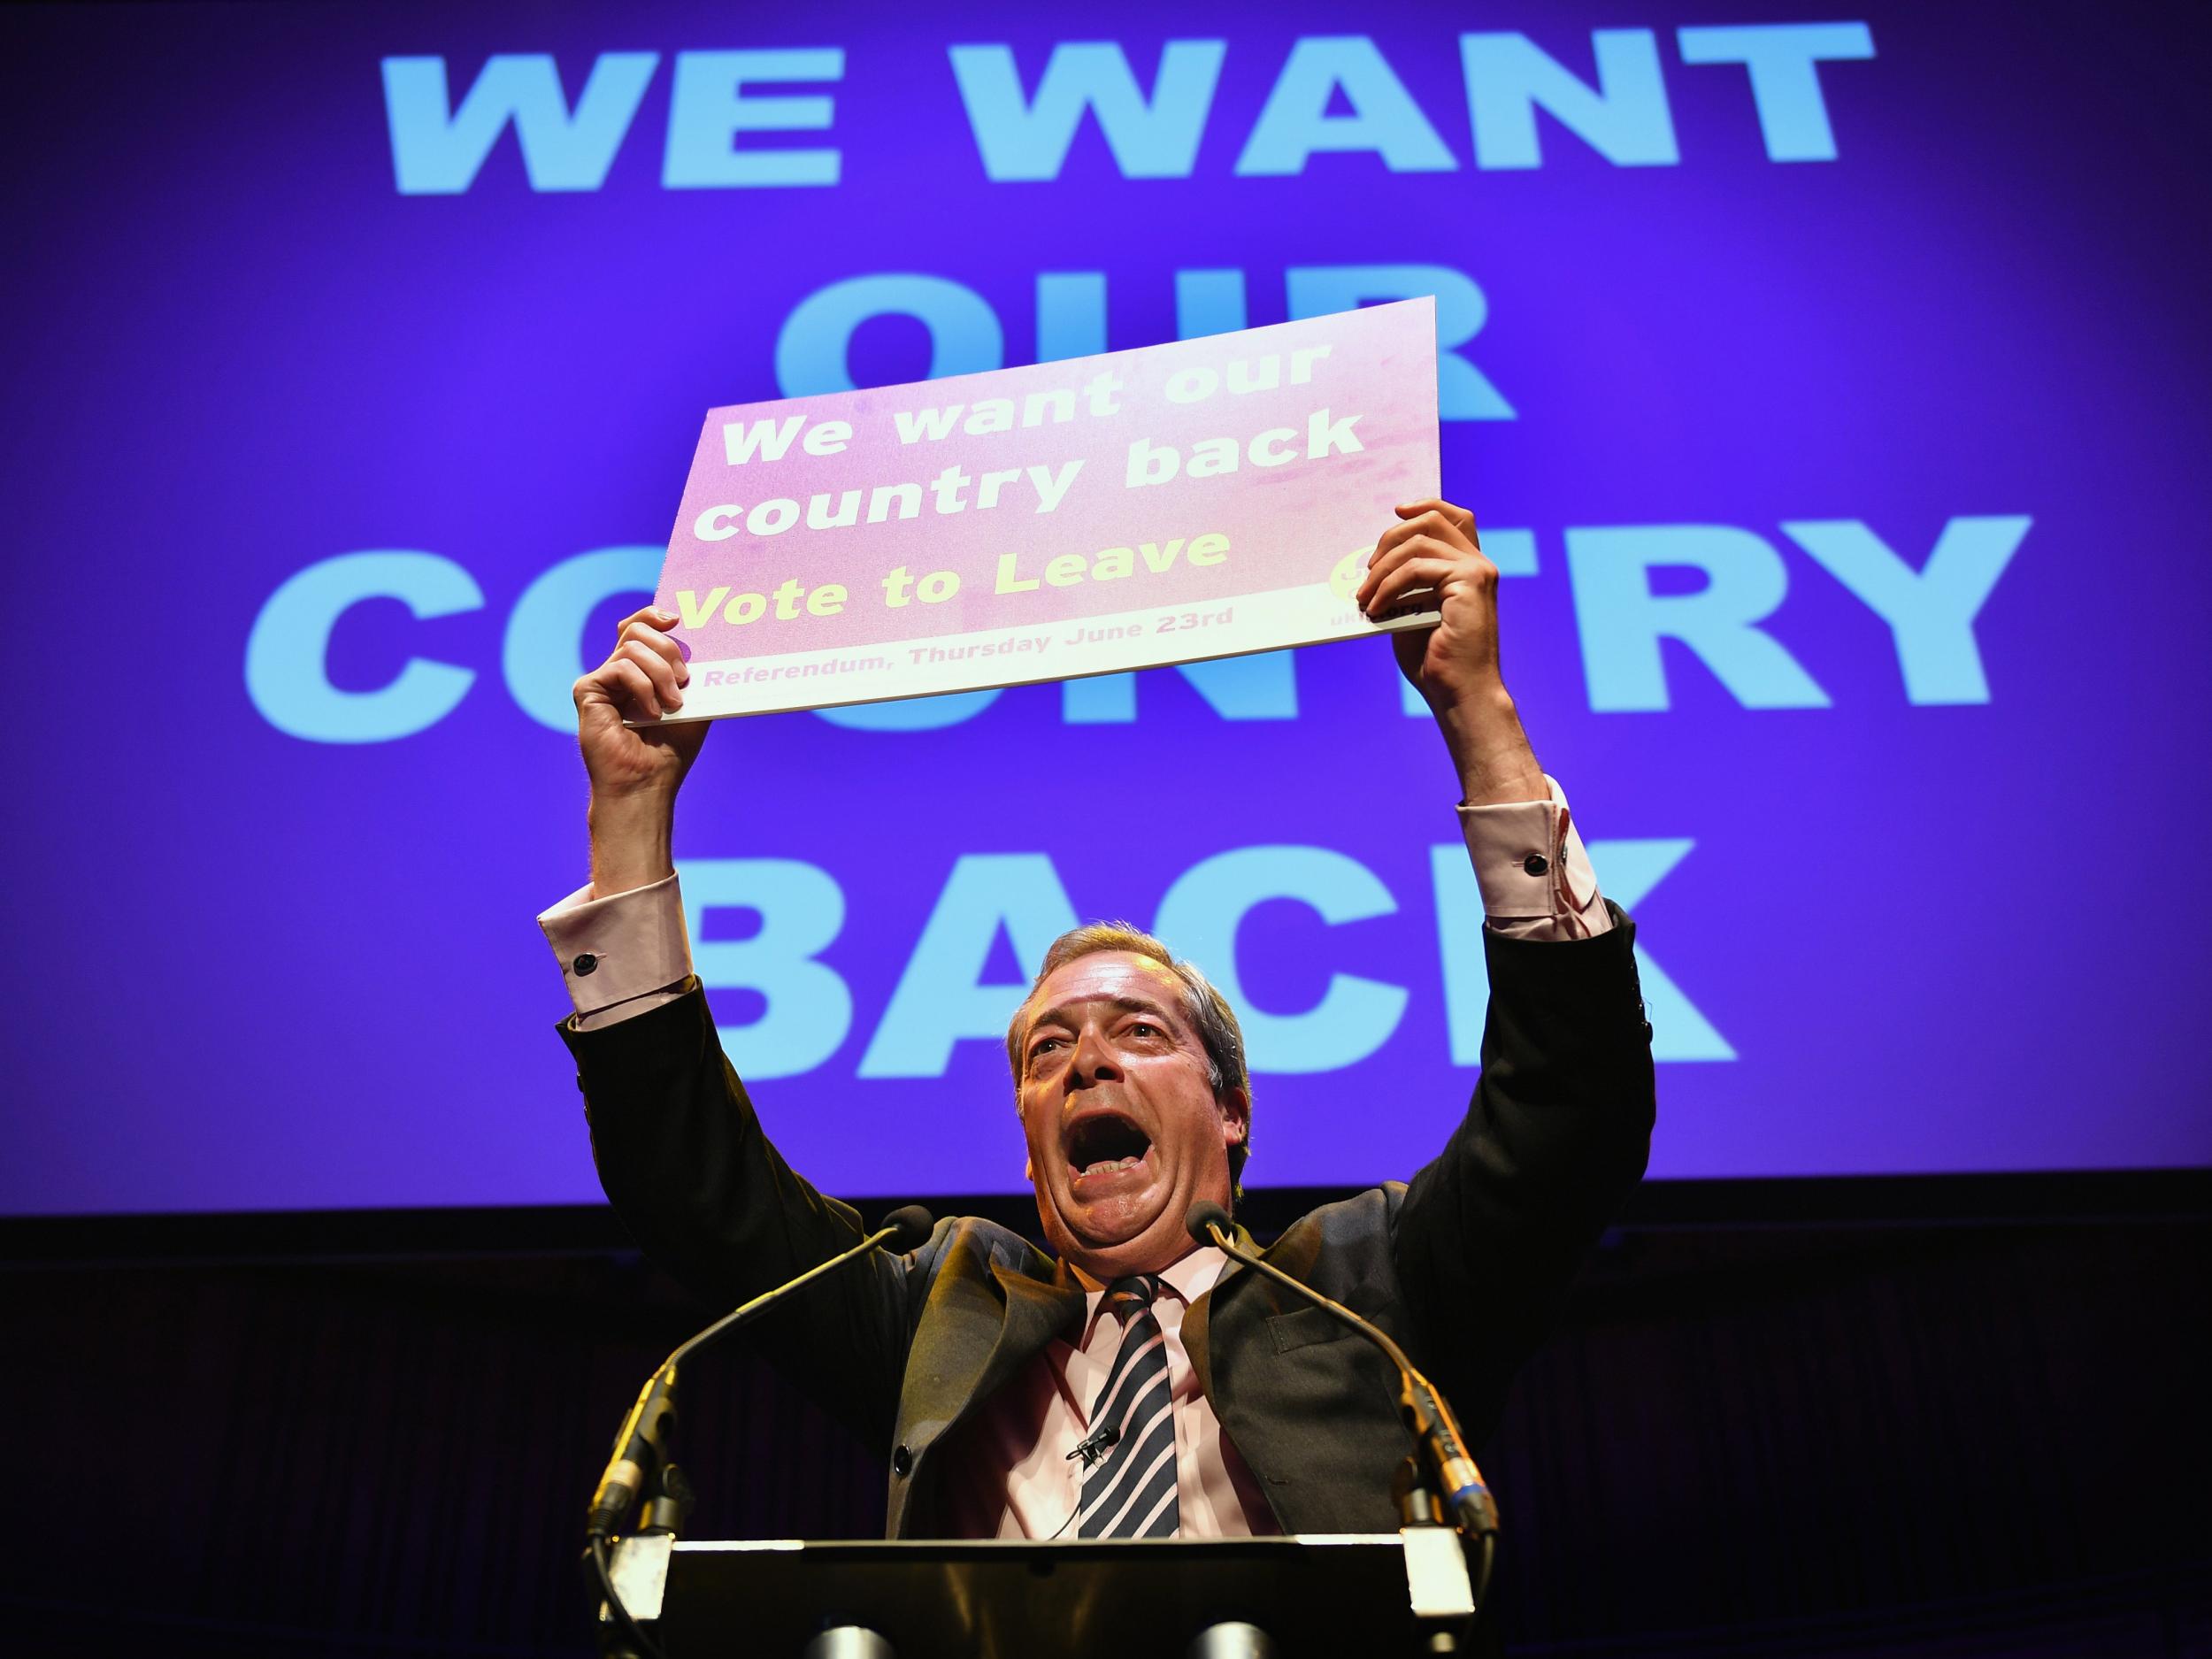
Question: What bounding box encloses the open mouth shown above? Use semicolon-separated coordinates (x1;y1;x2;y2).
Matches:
1065;1111;1154;1181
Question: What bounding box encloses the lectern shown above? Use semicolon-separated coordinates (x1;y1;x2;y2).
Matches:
603;1531;1480;1657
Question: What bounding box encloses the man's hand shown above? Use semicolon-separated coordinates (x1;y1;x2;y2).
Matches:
572;605;709;895
1357;499;1548;806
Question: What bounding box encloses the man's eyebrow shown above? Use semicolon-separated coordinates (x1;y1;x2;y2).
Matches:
1024;994;1174;1044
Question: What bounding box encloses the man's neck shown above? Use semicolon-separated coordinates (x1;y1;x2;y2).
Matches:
1066;1240;1207;1294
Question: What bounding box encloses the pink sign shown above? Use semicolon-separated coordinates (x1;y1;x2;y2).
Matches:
653;299;1440;719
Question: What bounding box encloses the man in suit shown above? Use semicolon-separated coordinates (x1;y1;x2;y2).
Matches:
541;499;1655;1541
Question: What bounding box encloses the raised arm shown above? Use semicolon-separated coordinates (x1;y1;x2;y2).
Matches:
1391;911;1655;1439
1357;498;1548;809
563;987;923;1451
550;606;920;1449
1361;501;1656;1429
573;603;706;900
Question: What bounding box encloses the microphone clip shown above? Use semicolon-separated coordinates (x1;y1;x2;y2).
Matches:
1066;1423;1120;1471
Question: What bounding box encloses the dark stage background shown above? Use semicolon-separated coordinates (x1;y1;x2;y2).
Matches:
5;1179;2208;1656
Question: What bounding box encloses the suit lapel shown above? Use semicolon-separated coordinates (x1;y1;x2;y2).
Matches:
1185;1222;1260;1403
902;1255;1081;1443
976;1257;1086;1408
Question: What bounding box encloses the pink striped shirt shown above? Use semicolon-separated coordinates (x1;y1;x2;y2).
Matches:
934;1246;1277;1538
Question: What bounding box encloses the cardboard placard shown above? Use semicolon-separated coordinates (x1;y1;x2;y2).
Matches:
652;298;1439;719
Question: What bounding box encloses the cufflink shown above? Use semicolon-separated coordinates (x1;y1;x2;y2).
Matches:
572;953;599;976
1522;853;1550;877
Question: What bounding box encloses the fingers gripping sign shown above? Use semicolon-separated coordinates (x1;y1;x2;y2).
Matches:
573;605;710;805
1358;498;1545;807
1357;500;1504;712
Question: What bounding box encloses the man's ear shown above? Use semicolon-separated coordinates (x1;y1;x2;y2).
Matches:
1219;1087;1250;1148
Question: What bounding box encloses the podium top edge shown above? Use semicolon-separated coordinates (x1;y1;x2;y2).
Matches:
672;1535;1405;1554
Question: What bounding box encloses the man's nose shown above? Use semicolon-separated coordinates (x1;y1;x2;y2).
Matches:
1068;1028;1121;1086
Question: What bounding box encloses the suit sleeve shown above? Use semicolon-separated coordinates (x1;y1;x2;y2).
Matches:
1389;901;1656;1439
559;983;925;1453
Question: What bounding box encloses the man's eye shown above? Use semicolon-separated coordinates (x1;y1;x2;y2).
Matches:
1129;1022;1161;1038
1031;1037;1065;1057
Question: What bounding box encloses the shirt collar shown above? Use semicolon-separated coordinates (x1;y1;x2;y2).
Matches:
1072;1244;1229;1345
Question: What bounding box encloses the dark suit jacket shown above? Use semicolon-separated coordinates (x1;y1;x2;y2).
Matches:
565;903;1655;1538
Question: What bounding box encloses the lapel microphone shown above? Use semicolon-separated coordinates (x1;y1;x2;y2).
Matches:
1048;1421;1124;1542
1184;1200;1500;1541
1067;1422;1121;1470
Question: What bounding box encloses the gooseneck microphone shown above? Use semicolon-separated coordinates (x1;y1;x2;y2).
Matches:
584;1207;934;1659
1184;1201;1501;1543
587;1203;934;1543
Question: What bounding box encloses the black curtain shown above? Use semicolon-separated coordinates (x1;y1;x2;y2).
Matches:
4;1194;2206;1656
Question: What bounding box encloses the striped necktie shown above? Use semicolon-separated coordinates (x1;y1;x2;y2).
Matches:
1078;1275;1180;1539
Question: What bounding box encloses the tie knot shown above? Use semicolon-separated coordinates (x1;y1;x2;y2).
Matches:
1104;1275;1160;1312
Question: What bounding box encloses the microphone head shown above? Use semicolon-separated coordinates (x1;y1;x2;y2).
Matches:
880;1205;935;1252
1185;1200;1233;1248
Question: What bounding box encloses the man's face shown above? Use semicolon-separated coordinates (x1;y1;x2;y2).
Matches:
1014;950;1248;1280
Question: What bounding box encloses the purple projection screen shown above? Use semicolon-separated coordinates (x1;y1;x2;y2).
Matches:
3;2;2208;1215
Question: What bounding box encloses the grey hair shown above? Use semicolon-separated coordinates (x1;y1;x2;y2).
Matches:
1005;920;1252;1197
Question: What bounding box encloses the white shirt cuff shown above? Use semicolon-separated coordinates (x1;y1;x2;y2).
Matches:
536;872;694;1025
1455;775;1612;940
